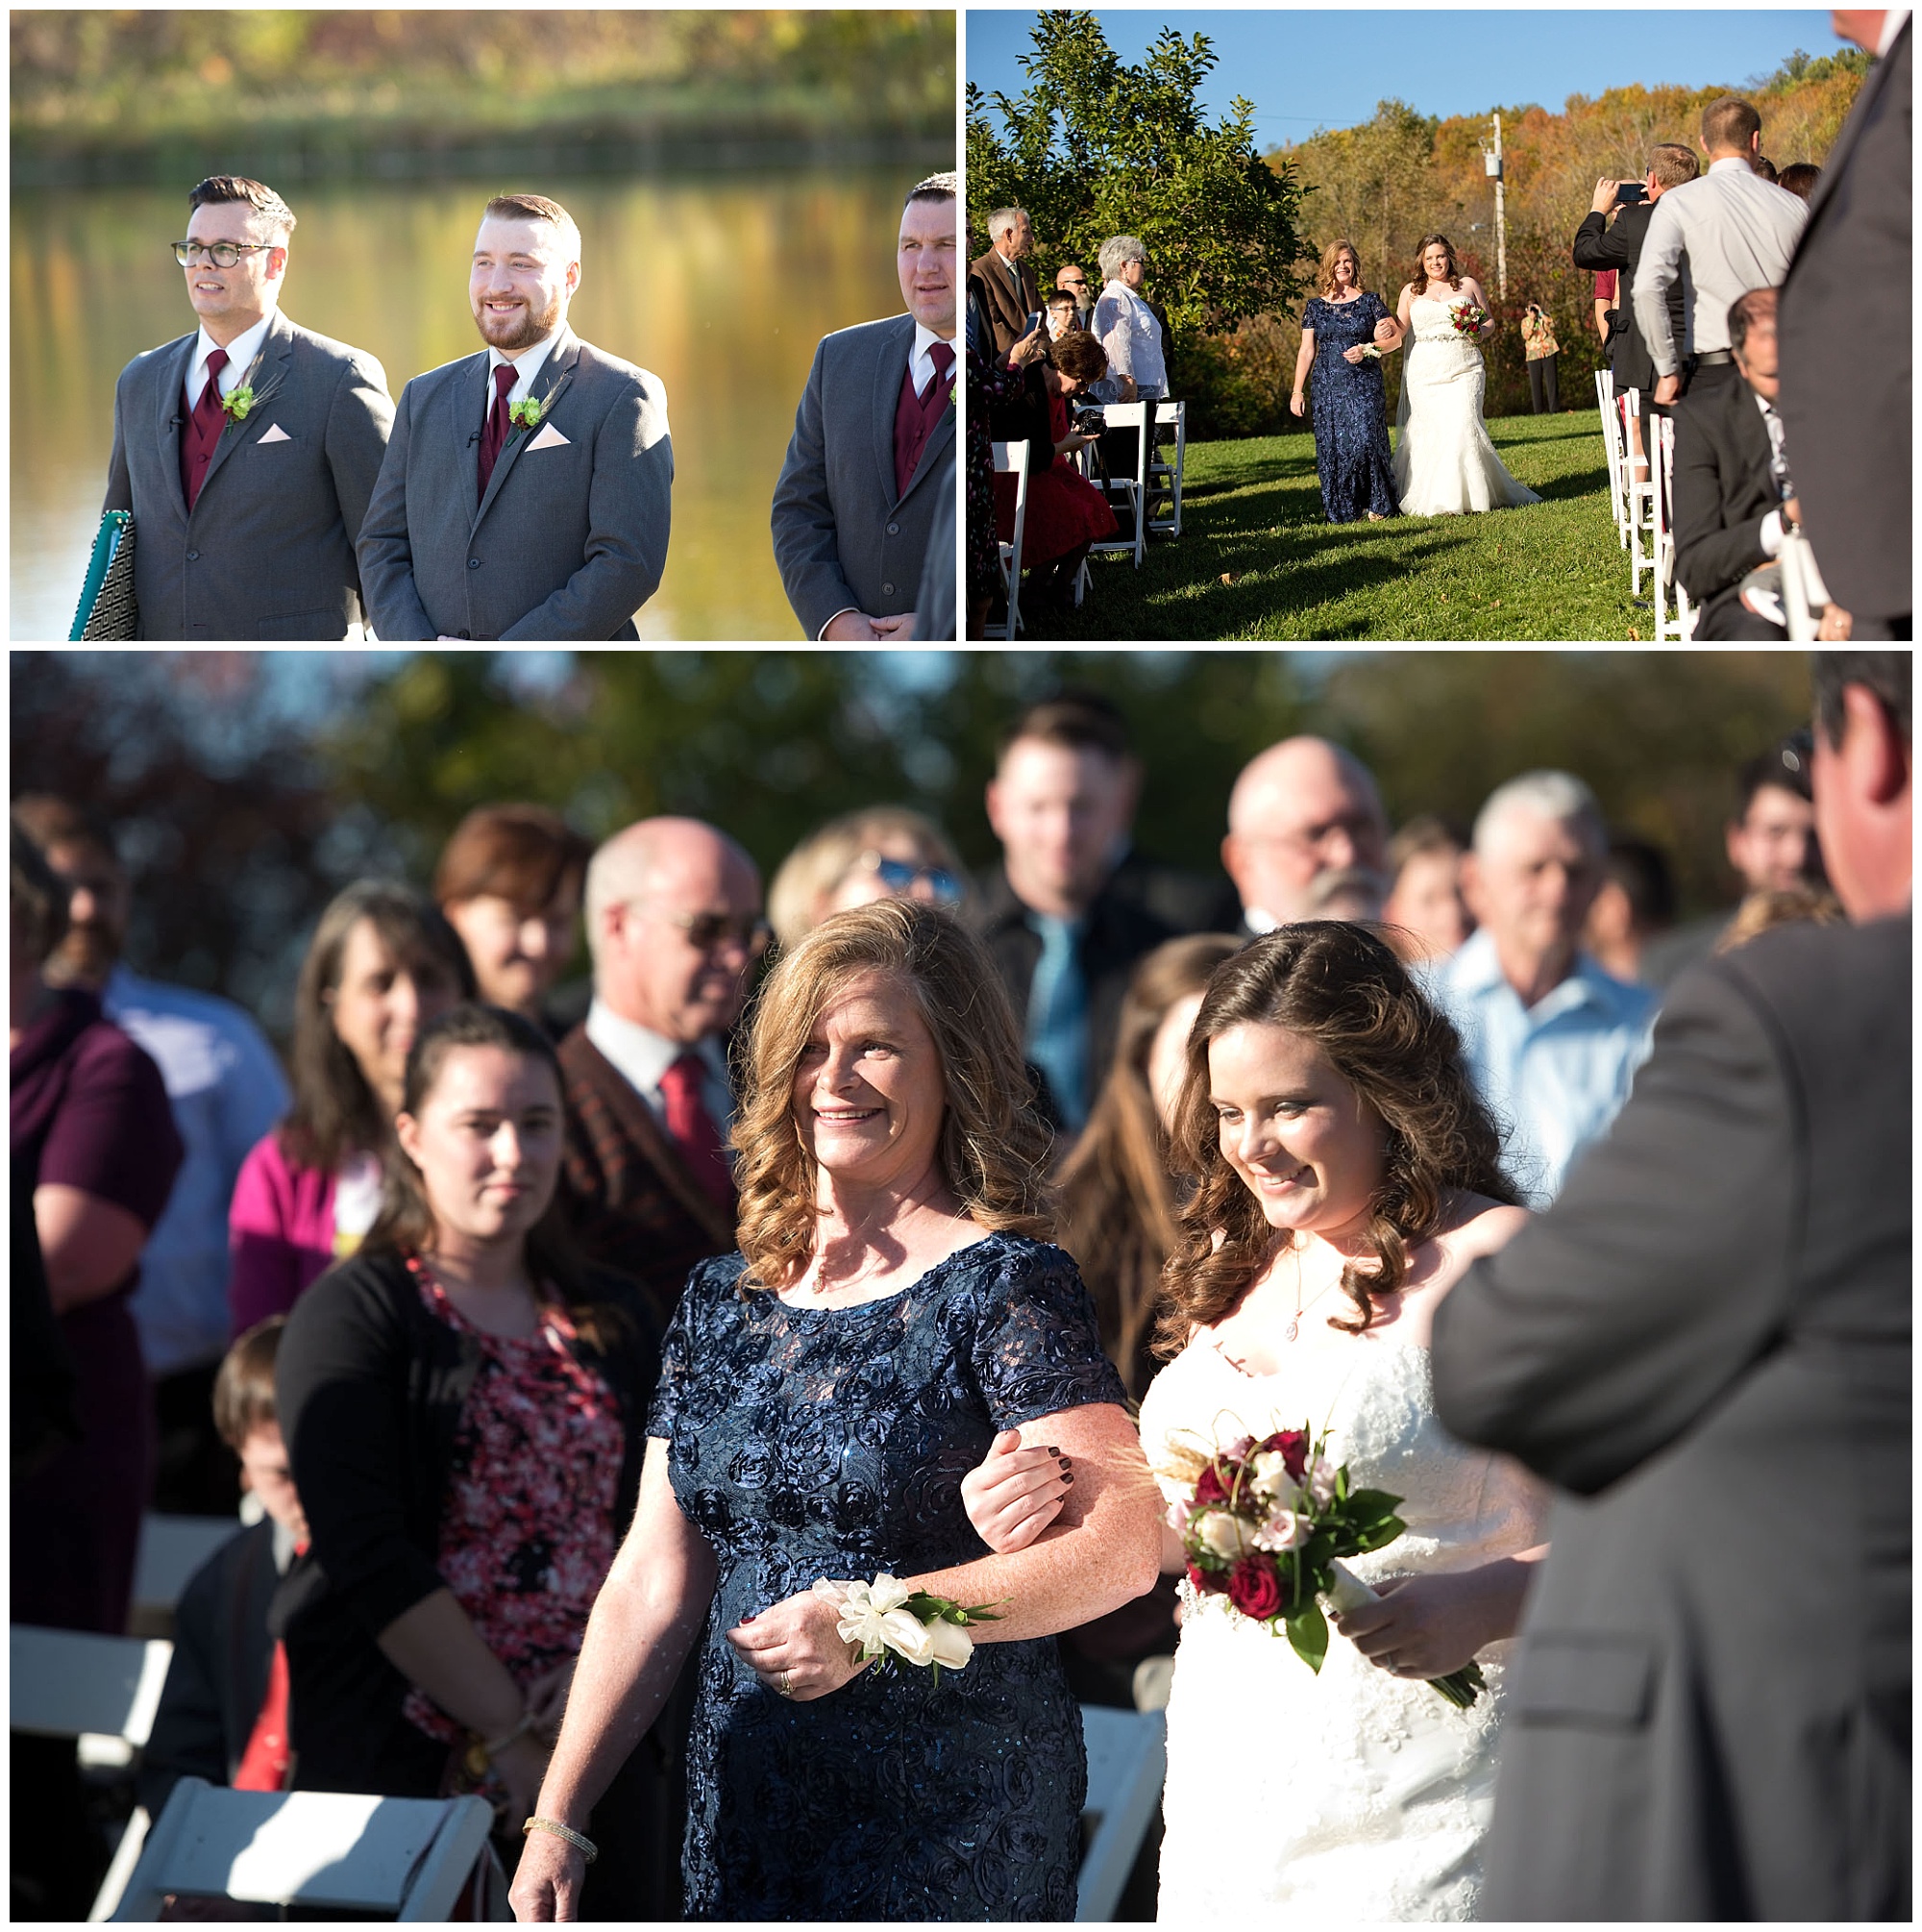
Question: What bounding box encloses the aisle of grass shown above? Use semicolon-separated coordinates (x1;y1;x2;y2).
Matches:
1038;413;1650;642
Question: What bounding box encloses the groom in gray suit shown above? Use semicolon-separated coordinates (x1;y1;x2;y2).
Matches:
357;193;672;640
771;171;957;640
102;175;393;639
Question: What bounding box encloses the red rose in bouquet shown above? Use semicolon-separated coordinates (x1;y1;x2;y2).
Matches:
1261;1428;1309;1480
1195;1463;1230;1505
1226;1556;1284;1619
1187;1561;1229;1596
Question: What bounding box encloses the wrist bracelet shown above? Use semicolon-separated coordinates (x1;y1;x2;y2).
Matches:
523;1817;598;1864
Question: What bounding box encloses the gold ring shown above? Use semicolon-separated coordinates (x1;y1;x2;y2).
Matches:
777;1670;794;1698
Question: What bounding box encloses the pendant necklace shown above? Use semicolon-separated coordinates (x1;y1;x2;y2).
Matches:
1282;1247;1338;1343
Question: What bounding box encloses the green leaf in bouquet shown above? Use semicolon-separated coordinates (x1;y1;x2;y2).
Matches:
1348;1514;1406;1554
1285;1599;1329;1673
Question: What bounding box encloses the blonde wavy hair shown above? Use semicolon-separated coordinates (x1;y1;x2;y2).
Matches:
732;898;1053;1290
1318;237;1363;298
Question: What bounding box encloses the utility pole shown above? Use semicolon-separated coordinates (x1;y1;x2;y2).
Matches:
1489;112;1509;302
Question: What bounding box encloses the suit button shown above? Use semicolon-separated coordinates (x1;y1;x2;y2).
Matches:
882;582;895;596
468;558;480;569
886;521;899;535
185;550;199;561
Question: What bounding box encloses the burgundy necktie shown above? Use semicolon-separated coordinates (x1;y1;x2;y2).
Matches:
657;1053;733;1208
183;347;229;512
922;339;955;408
477;362;517;501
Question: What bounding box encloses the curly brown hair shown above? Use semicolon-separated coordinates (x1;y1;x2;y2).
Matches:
1156;923;1518;1353
733;899;1053;1291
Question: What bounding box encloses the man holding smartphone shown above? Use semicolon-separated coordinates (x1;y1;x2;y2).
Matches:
968;207;1042;359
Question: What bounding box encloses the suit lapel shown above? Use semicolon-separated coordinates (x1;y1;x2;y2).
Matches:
873;315;913;508
155;334;197;520
473;327;579;532
192;310;293;515
582;1036;736;1249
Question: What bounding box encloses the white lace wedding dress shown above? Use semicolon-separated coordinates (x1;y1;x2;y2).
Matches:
1141;1328;1549;1920
1392;293;1540;515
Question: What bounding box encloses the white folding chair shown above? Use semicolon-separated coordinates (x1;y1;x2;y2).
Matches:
1595;367;1628;546
1075;1704;1166;1922
131;1513;244;1637
111;1779;509;1921
1089;401;1150;570
1146;398;1186;538
1651;413;1696;643
1779;529;1831;641
1619;388;1657;595
989;439;1030;638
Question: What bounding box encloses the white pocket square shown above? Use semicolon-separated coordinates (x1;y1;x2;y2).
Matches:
526;422;571;451
257;423;292;444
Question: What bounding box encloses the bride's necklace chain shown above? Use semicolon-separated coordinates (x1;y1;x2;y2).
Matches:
1282;1243;1342;1344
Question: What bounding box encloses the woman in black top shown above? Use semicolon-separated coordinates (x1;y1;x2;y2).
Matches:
275;1004;665;1916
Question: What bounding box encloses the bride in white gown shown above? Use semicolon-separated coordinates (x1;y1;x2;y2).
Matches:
1390;234;1541;516
1137;924;1551;1920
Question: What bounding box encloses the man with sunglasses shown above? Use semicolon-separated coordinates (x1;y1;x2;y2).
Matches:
101;175;393;638
558;816;767;1330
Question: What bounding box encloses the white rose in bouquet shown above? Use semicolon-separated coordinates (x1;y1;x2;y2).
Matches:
1197;1509;1252;1561
1250;1451;1301;1507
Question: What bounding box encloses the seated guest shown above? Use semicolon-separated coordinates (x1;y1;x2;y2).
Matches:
992;330;1120;610
767;806;965;951
229;882;472;1333
137;1317;308;1817
276;1003;664;1912
435;803;592;1034
1672;286;1798;639
1381;814;1471;961
1776;161;1821;203
1583;836;1679;983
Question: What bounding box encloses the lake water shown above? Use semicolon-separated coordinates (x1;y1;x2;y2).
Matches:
11;167;920;640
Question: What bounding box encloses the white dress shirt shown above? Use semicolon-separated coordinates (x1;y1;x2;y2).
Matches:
484;327;562;413
1633;158;1808;374
584;997;735;1148
1754;392;1790;557
1092;281;1168;397
185;311;273;412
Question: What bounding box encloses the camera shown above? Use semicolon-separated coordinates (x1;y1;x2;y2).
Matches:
1614;181;1649;206
1072;405;1106;433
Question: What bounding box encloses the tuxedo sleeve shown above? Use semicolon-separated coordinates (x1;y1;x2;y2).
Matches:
1671;403;1766;601
1632;198;1686;376
354;383;434;641
324;351;395;557
770;336;860;639
498;378;672;640
1570;211;1633;273
103;372;134;517
1430;959;1798;1497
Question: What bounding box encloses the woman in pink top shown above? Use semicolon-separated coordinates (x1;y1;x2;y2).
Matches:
229;881;472;1333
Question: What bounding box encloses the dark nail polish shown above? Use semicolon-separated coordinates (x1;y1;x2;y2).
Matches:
1062;1472;1074;1484
1047;1446;1061;1455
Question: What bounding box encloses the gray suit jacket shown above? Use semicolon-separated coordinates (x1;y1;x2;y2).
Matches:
102;310;392;640
357;326;671;640
1431;915;1910;1920
770;313;955;638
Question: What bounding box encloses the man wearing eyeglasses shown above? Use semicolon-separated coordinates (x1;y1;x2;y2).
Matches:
101;175;393;638
558;816;766;1329
1220;735;1392;933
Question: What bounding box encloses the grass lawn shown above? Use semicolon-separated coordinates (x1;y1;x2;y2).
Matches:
1026;411;1657;642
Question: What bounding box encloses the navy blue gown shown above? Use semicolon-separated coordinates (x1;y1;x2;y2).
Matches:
1304;292;1398;522
649;1232;1128;1920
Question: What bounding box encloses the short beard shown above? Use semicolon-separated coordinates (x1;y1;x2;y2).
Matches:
475;287;563;354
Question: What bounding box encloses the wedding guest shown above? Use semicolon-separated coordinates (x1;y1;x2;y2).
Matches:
1056;261;1095;327
1044;288;1079;341
435;803;591;1033
991;330;1120;611
102;174;393;639
1636;98;1806;405
1776;161;1821;202
228;882;472;1333
136;1317;308;1818
558;818;763;1329
772;172;957;642
1220;735;1390;932
1434;772;1657;1201
1289;239;1398;523
12;821;183;1641
276;1003;667;1914
1520;302;1561;413
1582;836;1678;983
968;206;1043;360
971;693;1176;1133
1779;12;1910;641
1752;155;1780;183
1381;813;1471;961
509;899;1159;1921
358;193;672;640
1592;266;1617;344
12;795;289;1514
1431;654;1910;1920
768;806;965;951
1093;236;1169;400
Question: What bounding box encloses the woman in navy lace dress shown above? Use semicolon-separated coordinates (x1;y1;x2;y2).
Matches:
1289;239;1400;522
513;901;1160;1921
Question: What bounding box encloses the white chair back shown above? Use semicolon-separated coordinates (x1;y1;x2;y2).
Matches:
111;1779;508;1921
1075;1704;1166;1921
10;1626;173;1746
1596;367;1628;545
1090;401;1150;568
1652;413;1696;642
1618;388;1656;595
1779;529;1830;641
1147;398;1187;538
990;440;1030;638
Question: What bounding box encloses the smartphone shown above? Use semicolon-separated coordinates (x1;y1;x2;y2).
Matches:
1023;310;1047;338
1614;182;1649;206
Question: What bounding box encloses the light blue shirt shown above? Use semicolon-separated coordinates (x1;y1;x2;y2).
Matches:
102;965;291;1377
1025;913;1090;1133
1429;929;1657;1205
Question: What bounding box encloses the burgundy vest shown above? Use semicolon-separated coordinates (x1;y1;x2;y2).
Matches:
892;349;951;502
180;369;226;513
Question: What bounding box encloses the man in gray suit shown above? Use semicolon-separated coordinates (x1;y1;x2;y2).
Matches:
1431;652;1910;1920
771;171;957;641
357;192;672;641
102;175;393;640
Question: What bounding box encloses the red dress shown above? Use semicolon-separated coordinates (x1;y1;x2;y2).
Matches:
993;389;1119;568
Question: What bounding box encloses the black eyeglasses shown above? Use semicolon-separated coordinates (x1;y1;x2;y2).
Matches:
861;854;964;905
172;240;276;269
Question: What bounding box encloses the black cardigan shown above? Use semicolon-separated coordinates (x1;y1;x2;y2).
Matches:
273;1246;660;1795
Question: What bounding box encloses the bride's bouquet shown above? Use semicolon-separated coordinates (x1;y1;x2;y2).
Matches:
1447;301;1491;338
1155;1424;1486;1708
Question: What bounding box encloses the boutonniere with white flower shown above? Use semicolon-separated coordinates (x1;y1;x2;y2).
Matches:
813;1573;1003;1683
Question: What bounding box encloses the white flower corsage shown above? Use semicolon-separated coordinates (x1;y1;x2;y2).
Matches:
813;1573;1002;1682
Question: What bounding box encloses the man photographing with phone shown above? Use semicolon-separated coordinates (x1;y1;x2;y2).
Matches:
968;207;1042;360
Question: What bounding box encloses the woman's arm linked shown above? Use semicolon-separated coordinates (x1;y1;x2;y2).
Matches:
511;1441;717;1921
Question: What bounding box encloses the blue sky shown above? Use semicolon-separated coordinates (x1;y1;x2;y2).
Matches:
967;11;1841;139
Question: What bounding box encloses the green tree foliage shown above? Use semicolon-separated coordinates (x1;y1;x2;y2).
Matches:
966;12;1314;339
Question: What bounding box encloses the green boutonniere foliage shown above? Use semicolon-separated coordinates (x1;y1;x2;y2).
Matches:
508;396;546;433
220;384;256;423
